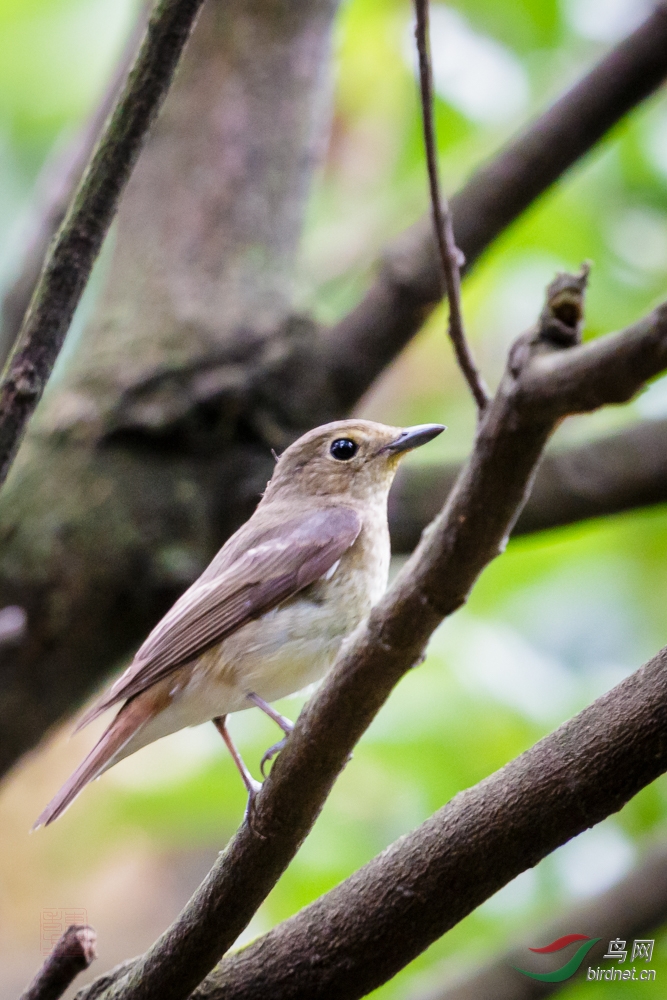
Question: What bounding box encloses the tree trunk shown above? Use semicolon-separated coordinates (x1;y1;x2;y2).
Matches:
0;0;339;777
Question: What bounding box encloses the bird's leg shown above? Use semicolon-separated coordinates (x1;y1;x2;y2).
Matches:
246;692;294;777
246;691;294;733
212;715;261;812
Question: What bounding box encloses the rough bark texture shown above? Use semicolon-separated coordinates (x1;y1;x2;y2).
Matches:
75;838;667;1000
3;0;667;784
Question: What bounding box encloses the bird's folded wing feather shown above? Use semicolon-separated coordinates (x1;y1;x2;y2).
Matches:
77;506;361;727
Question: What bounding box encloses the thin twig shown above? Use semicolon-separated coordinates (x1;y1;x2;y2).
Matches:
325;3;667;413
20;925;97;1000
413;0;489;411
0;0;207;489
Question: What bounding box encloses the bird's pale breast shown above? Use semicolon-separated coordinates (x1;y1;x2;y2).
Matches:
221;501;390;703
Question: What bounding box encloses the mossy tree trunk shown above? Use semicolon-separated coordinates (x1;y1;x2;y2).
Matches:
0;0;340;776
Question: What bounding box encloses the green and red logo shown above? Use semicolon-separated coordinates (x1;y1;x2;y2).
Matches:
514;934;601;983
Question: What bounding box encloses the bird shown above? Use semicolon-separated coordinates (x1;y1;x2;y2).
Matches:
34;418;444;828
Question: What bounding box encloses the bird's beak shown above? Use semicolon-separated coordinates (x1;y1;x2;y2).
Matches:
378;423;446;456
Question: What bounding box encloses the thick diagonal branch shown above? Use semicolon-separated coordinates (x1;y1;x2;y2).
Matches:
78;279;667;1000
20;925;97;1000
0;0;206;486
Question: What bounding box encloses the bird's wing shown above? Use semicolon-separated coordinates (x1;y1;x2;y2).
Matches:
77;506;361;726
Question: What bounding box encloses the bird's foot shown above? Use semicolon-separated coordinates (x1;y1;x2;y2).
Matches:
260;736;289;778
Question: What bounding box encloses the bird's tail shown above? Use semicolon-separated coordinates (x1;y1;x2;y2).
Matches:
33;698;151;829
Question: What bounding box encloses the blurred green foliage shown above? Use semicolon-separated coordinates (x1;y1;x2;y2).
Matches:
3;0;667;997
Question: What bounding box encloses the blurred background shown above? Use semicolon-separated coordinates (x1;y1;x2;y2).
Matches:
3;0;667;996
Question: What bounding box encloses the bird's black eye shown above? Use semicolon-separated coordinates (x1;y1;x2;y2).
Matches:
330;438;358;461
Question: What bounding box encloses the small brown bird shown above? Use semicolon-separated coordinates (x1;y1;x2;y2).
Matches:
35;418;444;827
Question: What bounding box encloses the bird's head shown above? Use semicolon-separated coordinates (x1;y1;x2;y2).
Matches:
263;419;445;504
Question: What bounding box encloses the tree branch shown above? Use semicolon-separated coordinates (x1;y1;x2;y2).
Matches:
412;837;667;1000
389;417;667;551
20;925;96;1000
413;0;489;410
184;644;667;1000
0;0;206;487
4;2;667;785
0;3;150;370
76;274;667;1000
322;2;667;412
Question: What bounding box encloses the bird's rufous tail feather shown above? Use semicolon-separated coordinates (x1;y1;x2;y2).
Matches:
33;698;152;829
